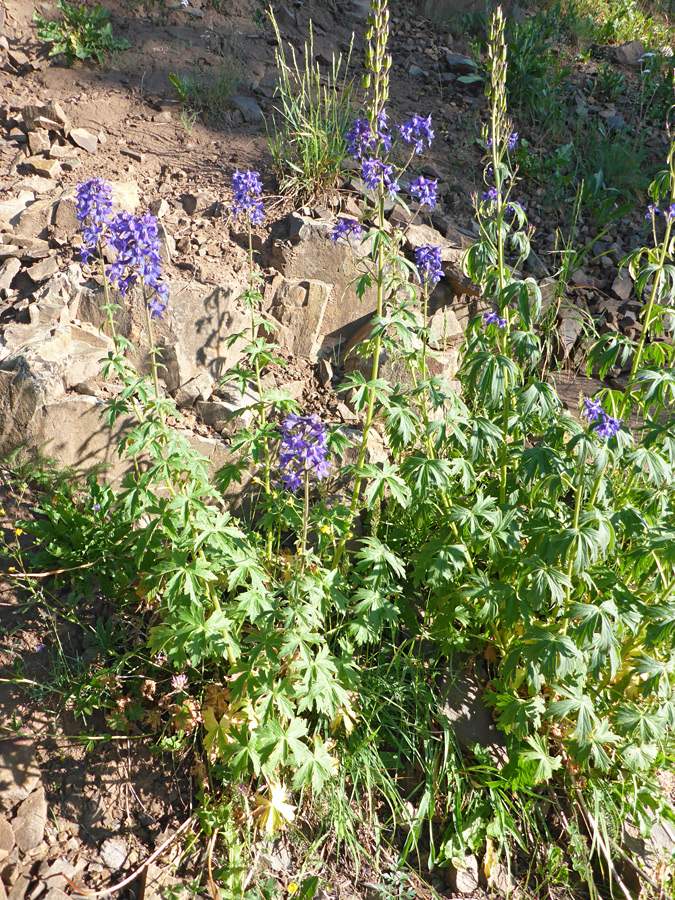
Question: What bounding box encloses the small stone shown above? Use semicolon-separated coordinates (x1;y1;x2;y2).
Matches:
99;837;127;871
0;258;20;295
231;95;264;124
69;128;97;154
181;192;218;216
22;103;70;133
28;131;50;155
611;273;632;301
613;39;645;68
38;857;76;892
173;372;214;408
408;64;424;78
444;51;478;74
149;198;170;218
0;818;14;860
120;147;144;163
451;855;480;896
152;111;172;123
318;358;333;387
12;787;47;852
48;145;79;160
26;157;61;179
26;256;59;283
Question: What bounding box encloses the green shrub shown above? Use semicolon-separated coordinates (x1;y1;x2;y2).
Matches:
33;0;129;67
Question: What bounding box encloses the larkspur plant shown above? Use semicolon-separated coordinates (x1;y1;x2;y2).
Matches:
11;0;675;893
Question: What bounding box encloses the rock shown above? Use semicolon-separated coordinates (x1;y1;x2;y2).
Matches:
444;51;478;74
0;191;35;226
525;248;549;279
7;874;29;900
22;103;70;134
613;40;645;68
26;257;59;283
11;198;55;239
173;372;214;407
231;95;264;124
266;276;331;360
0;740;40;811
611;273;632;301
348;177;397;213
0;818;14;860
196;391;259;431
318;358;333;387
149;198;170;218
570;269;603;290
333;424;389;467
450;855;480;896
437;664;508;765
488;861;520;898
69;128;97;153
48;145;79;160
0;258;20;296
38;858;76;892
557;299;586;357
100;837;127;870
181;192;218;216
404;222;478;297
27;131;51;155
274;2;296;28
408;64;425;78
26;157;61;179
12;787;47;852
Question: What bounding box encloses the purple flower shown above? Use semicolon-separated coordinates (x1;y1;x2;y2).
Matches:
76;178;113;264
106;211;169;318
483;310;507;329
410;175;437;211
507;131;518;150
506;200;525;214
279;414;330;492
361;158;399;199
399;113;434;154
594;414;623;440
92;502;101;511
664;204;675;222
582;398;603;422
331;217;363;243
414;244;443;288
481;188;500;206
646;204;660;219
231;169;264;225
346;112;391;158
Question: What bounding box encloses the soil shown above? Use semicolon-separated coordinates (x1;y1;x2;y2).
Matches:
0;0;673;896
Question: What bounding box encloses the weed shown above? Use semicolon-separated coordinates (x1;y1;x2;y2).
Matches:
33;0;130;67
169;55;244;123
266;12;355;204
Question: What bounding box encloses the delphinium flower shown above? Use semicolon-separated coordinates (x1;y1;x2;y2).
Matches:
507;131;518;150
76;178;113;264
279;414;330;492
483;310;507;329
581;397;623;439
506;200;525;214
594;414;623;440
414;244;443;288
481;188;500;206
107;211;169;318
361;158;400;199
581;398;603;422
331;217;363;243
646;204;660;219
231;169;265;225
399;113;434;154
346;111;391;159
664;204;675;222
410;175;437;211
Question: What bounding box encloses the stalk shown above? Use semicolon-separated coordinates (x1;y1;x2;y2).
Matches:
564;458;586;612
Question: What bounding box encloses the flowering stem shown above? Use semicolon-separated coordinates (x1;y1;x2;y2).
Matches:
300;468;310;573
564;457;586;611
143;296;163;409
332;192;386;570
246;219;273;562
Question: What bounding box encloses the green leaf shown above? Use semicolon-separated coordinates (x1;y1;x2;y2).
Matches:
520;734;562;784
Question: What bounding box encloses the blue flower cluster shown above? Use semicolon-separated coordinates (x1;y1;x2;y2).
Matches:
232;169;265;226
410;175;437;211
399;114;434;154
645;202;675;222
414;244;443;288
76;179;169;319
582;397;623;439
107;211;169;317
279;414;330;492
483;310;507;329
361;157;400;199
331;217;363;243
76;177;113;264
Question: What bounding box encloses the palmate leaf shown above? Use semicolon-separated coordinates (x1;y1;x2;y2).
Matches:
385;397;421;451
462;351;521;408
519;558;570;610
467;416;504;462
645;602;675;647
625;447;672;488
504;626;582;692
621;742;659;772
569;599;619;654
517;380;560;419
360;461;412;509
613;703;666;743
520;734;562;784
355;536;406;583
488;691;545;740
291;735;338;792
570;718;620;771
630;367;675;410
547;681;598;741
400;454;454;494
412;538;468;587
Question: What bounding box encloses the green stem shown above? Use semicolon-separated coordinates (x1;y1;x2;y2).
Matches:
300;468;310;574
564;458;586;612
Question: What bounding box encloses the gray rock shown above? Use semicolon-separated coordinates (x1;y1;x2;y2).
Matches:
231;95;264;124
611;273;632;301
99;837;127;870
444;51;478;74
0;258;20;295
438;664;508;766
0;740;40;812
22;102;70;134
0;817;14;859
408;64;425;78
174;372;214;408
69;128;97;154
26;256;59;283
181;192;218;216
613;40;645;68
38;858;76;892
12;786;47;852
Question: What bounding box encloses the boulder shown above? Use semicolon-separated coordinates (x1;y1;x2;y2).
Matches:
437;663;508;766
266;275;331;360
12;786;47;852
0;740;40;812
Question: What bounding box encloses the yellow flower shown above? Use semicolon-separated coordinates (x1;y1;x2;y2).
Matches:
287;884;299;896
253;780;296;834
14;528;23;536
